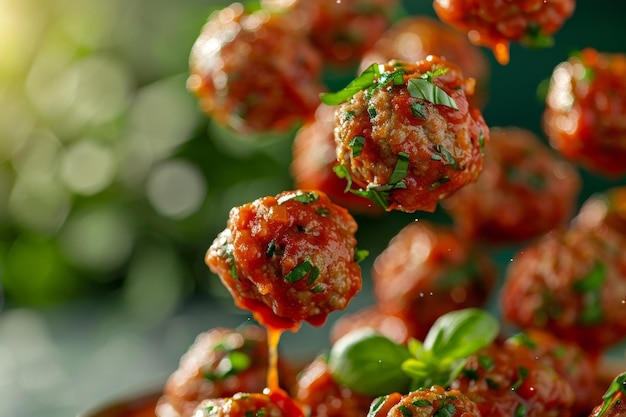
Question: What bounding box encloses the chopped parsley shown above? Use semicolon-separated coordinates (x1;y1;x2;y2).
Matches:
277;191;320;205
349;136;366;157
284;260;320;284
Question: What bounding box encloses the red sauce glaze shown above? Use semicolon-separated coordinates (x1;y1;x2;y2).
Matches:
368;385;481;417
442;126;581;245
543;48;626;178
292;355;375;417
371;221;496;341
190;390;304;417
499;225;626;354
290;104;384;216
573;186;626;236
334;57;489;213
450;342;576;417
433;0;576;64
262;0;400;67
187;3;324;134
504;329;602;416
205;190;363;332
359;15;491;109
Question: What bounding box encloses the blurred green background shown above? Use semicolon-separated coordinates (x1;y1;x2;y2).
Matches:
1;0;626;416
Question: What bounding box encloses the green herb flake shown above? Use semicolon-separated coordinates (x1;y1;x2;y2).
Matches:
412;399;432;407
256;409;267;417
486;378;500;390
434;402;456;417
311;284;325;293
461;368;480;380
433;145;460;169
511;366;529;391
398;405;413;417
245;412;254;417
316;207;331;217
368;107;377;119
477;355;495;371
407;78;458;110
277;191;320;205
205;405;217;415
514;403;528;417
410;101;427;119
320;63;380;105
222;242;239;280
573;261;606;325
306;266;321;286
430;177;451;190
354;248;370;263
368;396;389;417
266;240;277;258
523;22;554;49
285;260;316;283
349;136;366;157
507;332;538;350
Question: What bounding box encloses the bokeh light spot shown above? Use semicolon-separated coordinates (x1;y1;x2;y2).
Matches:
146;159;207;219
60;140;116;195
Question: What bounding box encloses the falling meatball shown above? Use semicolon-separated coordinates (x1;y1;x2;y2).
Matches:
205;190;365;331
442;126;581;244
433;0;576;64
543;48;626;178
187;3;324;134
371;220;496;341
499;225;626;354
157;326;286;417
326;57;489;213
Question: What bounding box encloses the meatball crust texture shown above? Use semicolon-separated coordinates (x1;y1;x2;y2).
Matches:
191;391;302;417
188;3;324;133
334;57;488;213
442;126;581;244
205;190;362;331
543;48;626;177
368;386;481;417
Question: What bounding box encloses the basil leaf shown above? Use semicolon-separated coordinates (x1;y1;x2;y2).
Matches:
407;78;458;110
320;63;380;105
333;164;353;193
423;308;499;361
328;328;412;396
354;248;369;263
596;372;626;417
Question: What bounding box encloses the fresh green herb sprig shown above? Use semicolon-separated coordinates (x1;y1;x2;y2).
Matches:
333;152;409;210
594;372;626;417
327;308;500;396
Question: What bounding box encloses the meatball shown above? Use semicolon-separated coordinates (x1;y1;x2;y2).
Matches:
543;48;626;177
359;15;491;108
573;186;626;236
499;225;626;353
441;126;582;244
157;326;287;417
371;221;496;341
433;0;576;65
262;0;399;66
367;385;481;417
589;372;626;417
187;3;324;134
290;103;383;215
330;305;412;346
330;57;489;213
504;329;602;416
292;355;375;417
450;341;575;417
191;390;304;417
205;190;363;331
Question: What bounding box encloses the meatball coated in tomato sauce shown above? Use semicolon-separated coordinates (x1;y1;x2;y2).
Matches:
262;0;399;67
504;330;602;417
292;355;375;417
156;326;297;417
368;386;481;417
371;221;496;341
191;390;304;417
187;3;324;134
442;126;581;244
359;16;491;108
433;0;576;65
543;48;626;177
333;57;488;213
499;225;626;353
290;104;383;215
205;190;363;331
450;341;575;417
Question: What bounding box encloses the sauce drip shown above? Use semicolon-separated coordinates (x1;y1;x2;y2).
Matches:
266;326;283;392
